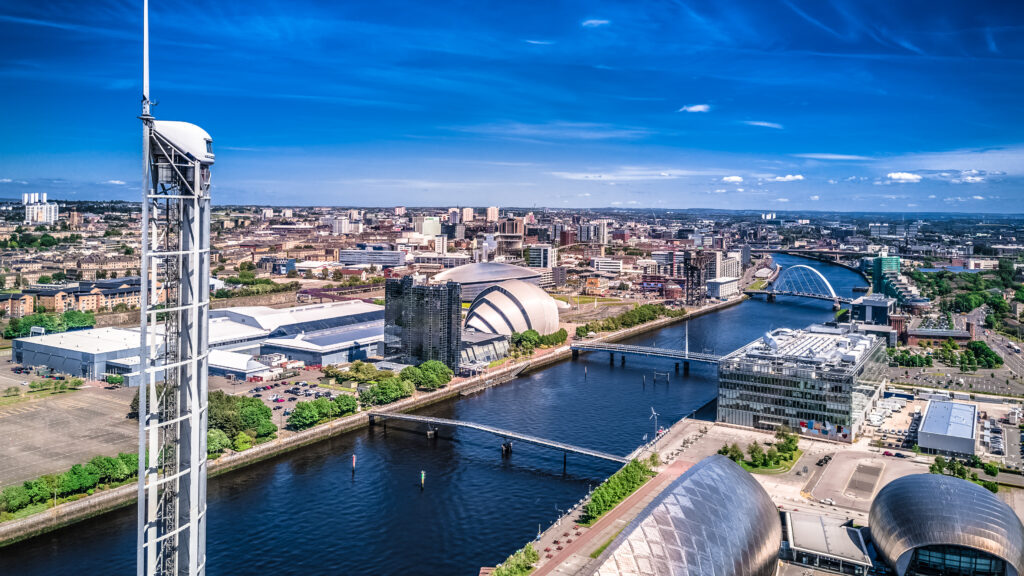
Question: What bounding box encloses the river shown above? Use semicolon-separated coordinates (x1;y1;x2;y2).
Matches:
0;254;867;575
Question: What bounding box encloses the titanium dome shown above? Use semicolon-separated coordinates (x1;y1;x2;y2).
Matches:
432;262;541;302
590;455;782;576
465;279;559;336
870;473;1024;576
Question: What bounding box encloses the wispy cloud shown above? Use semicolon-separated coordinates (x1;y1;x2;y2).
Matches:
972;195;986;200
454;121;650;141
550;167;722;181
581;19;610;28
793;153;871;161
678;104;711;113
782;0;842;39
722;175;743;183
104;179;126;185
523;39;553;45
809;195;820;201
887;172;922;183
0;178;11;183
771;174;804;182
775;197;790;202
742;120;784;129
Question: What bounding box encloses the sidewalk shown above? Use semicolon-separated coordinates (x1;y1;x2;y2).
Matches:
532;459;694;576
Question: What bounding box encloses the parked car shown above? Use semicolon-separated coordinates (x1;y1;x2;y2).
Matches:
894;453;907;458
288;397;298;402
273;406;282;410
275;398;286;403
252;393;262;398
883;451;893;456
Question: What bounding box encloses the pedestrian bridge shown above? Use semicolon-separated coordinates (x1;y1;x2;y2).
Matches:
570;342;721;364
369;412;629;464
748;264;851;306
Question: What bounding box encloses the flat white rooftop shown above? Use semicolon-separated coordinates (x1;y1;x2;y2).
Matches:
16;327;156;355
921;400;977;440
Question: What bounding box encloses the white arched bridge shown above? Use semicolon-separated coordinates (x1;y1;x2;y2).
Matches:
747;264;851;307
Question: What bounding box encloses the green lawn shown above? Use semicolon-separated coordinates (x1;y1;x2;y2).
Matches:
740;449;804;475
0;387;78;408
590;527;626;559
552;295;620;305
748;279;767;291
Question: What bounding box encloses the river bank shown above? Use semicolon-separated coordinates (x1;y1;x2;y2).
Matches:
0;297;742;548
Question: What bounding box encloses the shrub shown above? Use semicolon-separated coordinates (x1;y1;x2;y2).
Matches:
233;432;253;452
207;429;230;455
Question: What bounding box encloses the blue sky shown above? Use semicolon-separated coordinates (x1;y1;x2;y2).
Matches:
1;0;1023;212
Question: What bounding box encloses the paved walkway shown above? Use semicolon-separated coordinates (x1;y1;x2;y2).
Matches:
532;459;694;576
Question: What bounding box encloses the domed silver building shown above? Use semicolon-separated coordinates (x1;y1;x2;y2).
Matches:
590;455;782;576
870;474;1024;576
432;262;541;302
464;279;559;336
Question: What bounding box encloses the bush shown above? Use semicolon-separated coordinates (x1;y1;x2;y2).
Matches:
233;432;253;452
288;394;361;430
581;460;654;523
983;462;1000;477
359;379;414;407
207;429;230;455
575;304;685;336
494;543;540;576
105;374;124;386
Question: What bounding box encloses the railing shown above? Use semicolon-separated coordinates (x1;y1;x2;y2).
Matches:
570;342;721;363
371;413;628;464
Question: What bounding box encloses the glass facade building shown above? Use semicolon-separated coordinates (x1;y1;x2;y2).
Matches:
870;474;1024;576
717;325;887;442
384;276;462;371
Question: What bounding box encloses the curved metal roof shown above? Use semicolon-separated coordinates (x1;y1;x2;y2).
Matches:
465;279;559;336
870;473;1024;576
591;455;781;576
154;120;215;165
432;262;540;284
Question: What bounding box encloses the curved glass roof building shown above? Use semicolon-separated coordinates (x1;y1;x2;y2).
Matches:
590;455;781;576
432;262;541;301
464;279;559;336
870;474;1024;576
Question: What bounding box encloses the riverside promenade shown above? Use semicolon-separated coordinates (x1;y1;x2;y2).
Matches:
0;297;742;547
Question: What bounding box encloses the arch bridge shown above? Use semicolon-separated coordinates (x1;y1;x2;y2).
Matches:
748;264;851;307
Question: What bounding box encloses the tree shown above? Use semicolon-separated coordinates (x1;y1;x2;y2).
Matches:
207;429;230;455
288;401;321;430
233;432;253;452
766;447;780;466
747;442;765;467
37;275;52;284
726;443;744;463
106;374;124;386
3;386;20;397
334;394;358;416
983;462;1000;477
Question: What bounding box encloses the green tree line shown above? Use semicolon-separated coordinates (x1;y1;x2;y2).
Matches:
4;310;96;338
575;304;685;338
580;459;655;524
1;452;138;517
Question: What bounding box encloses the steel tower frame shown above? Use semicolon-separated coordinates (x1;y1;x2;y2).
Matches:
137;1;211;574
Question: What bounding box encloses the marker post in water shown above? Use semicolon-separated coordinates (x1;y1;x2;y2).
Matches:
420;470;425;490
352;454;356;472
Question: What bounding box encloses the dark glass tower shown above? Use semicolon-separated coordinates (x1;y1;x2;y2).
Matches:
385;276;462;372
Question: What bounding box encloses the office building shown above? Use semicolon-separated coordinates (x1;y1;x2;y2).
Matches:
384;276;462;371
706;277;739;300
338;248;406;268
717;325;887;442
590;257;623;274
447;207;460;224
22;192;59;225
873;256;901;293
527;244;556;268
851;294;896;325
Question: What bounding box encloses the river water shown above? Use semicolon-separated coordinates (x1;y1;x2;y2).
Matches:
0;254;867;576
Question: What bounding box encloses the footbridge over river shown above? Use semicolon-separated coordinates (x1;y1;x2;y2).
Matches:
369;412;630;465
745;264;852;308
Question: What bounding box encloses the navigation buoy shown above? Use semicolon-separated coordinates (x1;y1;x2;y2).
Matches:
421;470;425;489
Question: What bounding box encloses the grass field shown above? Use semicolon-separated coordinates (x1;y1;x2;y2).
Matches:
0;387;78;408
740;449;804;475
552;295;620;305
748;279;767;291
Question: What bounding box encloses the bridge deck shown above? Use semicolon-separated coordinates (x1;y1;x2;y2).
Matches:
372;413;629;464
570;342;721;363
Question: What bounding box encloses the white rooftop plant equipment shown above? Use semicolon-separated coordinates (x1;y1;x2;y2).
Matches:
137;1;213;574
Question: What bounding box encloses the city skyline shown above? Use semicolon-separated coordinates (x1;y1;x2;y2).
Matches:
1;1;1023;211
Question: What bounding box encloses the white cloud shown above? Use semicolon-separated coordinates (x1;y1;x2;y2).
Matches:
610;201;622;205
0;178;11;183
809;195;820;201
972;195;986;200
457;121;649;141
578;192;591;197
104;179;126;185
736;188;745;192
887;172;922;183
771;174;804;182
713;189;727;194
581;19;610;27
678;104;710;113
928;195;936;199
550;167;721;181
775;198;790;202
524;39;553;45
793;153;871;161
722;175;743;183
742;120;783;130
627;200;639;205
827;179;838;184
